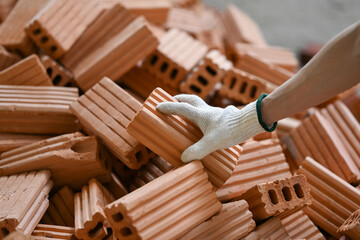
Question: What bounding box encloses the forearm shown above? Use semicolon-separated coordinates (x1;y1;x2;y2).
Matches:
261;21;360;124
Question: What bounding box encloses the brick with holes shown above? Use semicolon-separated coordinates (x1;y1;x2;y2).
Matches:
127;87;242;188
104;161;222;240
235;174;311;222
338;209;360;239
70;77;154;169
241;217;290;240
180;49;233;99
75;179;115;240
0;132;111;189
142;28;208;89
40;55;74;87
0;45;20;71
32;224;76;240
0;170;53;238
26;0;103;59
0;54;52;86
297;157;360;238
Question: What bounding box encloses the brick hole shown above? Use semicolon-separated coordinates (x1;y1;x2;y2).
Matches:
1;228;9;237
41;36;49;43
120;227;132;237
50;45;57;52
146;147;152;153
65;82;72;87
33;29;41;35
160;62;168;73
53;75;62;85
190;85;201;93
229;77;236;89
250;86;257;98
46;67;53;77
205;66;217;76
150;55;158;65
294;184;304;198
105;228;113;239
282;187;292;201
197;76;208;86
88;222;103;238
240;82;247;93
268;189;278;205
170;69;178;79
123;165;130;172
112;213;124;222
135;150;143;163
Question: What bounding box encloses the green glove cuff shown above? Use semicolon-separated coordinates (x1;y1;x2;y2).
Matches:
256;94;277;132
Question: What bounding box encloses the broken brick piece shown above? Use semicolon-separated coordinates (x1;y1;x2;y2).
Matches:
104;161;222;240
40;55;74;87
0;132;111;189
217;139;292;202
0;133;52;153
75;178;115;240
241;217;290;240
296;157;360;238
179;200;255;240
127;87;242;188
180;49;233;99
0;54;52;86
280;210;325;240
0;170;53;238
26;0;103;59
32;224;76;240
0;0;48;55
338;209;360;240
70;77;153;169
236;174;311;222
0;45;20;71
142;28;208;89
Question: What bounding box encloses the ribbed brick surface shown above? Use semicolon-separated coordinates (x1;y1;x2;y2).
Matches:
40;55;74;87
297;157;360;238
127;87;242;188
0;132;111;189
0;170;53;238
217;139;292;202
241;217;290;240
142;28;208;89
0;0;16;23
26;0;103;59
103;173;128;199
179;200;255;240
0;45;20;71
165;8;202;34
0;133;51;153
0;54;52;86
104;161;222;240
338;209;360;239
32;224;75;240
70;77;152;169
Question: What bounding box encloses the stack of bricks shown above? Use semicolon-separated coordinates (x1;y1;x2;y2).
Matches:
0;0;359;239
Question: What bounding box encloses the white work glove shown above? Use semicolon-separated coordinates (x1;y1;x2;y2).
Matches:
157;94;276;163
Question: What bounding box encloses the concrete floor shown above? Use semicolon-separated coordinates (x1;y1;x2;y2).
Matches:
204;0;360;55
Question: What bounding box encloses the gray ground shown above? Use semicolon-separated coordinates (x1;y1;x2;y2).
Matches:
204;0;360;55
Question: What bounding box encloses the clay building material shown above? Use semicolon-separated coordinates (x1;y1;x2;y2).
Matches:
0;54;52;86
127;87;242;188
0;0;17;23
70;77;152;169
289;111;360;183
26;0;103;59
0;45;20;71
32;224;76;240
217;139;292;202
0;132;111;189
0;133;52;153
0;85;79;134
0;0;48;55
74;178;115;240
41;186;75;227
222;4;267;48
280;210;325;240
296;157;360;238
0;170;53;238
236;174;311;222
142;28;208;89
218;68;274;104
276;117;301;139
180;50;233;99
165;8;203;34
103;172;128;199
179;200;255;240
40;55;74;87
241;217;290;240
338;209;360;239
129;156;173;191
236;52;294;86
104;161;222;240
167;0;199;8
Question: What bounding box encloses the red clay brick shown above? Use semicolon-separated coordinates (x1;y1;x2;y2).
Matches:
242;217;290;240
165;8;203;34
0;45;20;71
338;209;360;239
0;133;52;153
32;224;76;240
103;173;128;199
0;0;17;23
40;55;74;87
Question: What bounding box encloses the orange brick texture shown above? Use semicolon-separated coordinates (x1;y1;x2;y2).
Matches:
104;161;222;240
0;134;51;154
241;217;290;240
338;209;360;239
0;45;20;71
40;55;74;87
127;87;242;188
31;224;76;239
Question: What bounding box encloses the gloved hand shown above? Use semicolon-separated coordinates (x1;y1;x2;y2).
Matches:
157;94;276;163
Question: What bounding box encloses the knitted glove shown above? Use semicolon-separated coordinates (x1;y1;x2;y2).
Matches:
156;94;276;163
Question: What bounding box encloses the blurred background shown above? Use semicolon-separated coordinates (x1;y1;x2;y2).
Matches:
204;0;360;55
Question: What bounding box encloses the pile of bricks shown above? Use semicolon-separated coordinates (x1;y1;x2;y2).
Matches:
0;0;359;239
